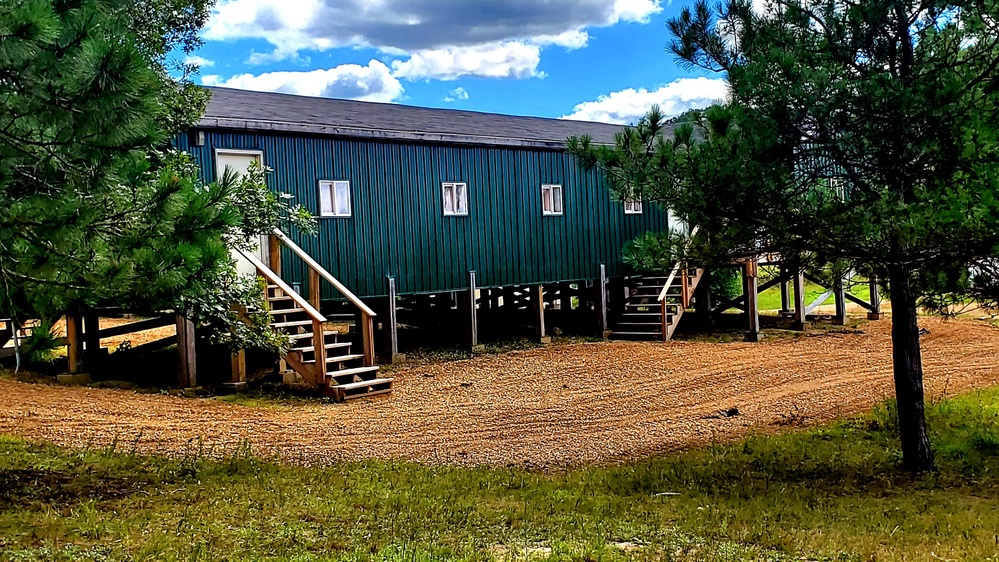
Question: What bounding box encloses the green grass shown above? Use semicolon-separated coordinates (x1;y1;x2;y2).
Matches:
3;387;999;561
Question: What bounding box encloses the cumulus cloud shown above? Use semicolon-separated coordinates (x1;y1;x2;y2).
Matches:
205;0;661;78
392;42;543;81
201;60;404;103
183;55;215;67
443;87;470;102
561;77;730;124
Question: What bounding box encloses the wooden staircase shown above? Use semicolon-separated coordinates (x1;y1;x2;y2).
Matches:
234;229;393;401
608;228;705;342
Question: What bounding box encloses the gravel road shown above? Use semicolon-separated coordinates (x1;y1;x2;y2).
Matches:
2;316;997;469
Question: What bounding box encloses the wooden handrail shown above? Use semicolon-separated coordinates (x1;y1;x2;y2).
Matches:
270;228;377;318
657;226;700;302
233;248;327;322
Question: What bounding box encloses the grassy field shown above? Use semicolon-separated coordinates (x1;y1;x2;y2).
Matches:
2;388;999;561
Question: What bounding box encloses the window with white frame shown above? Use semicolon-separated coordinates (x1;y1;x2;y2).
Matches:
442;182;468;216
624;198;643;214
319;180;352;217
541;184;563;215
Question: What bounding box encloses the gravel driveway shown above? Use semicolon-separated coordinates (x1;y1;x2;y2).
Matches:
2;316;997;468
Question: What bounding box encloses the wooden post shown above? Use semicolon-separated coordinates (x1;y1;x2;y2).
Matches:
230;350;247;384
386;277;404;363
465;271;481;350
792;272;807;331
176;314;197;388
868;276;884;320
82;310;101;365
596;264;609;338
308;268;321;311
779;266;791;315
268;234;281;276
833;276;847;326
694;268;713;329
66;315;83;374
532;284;551;344
744;261;762;342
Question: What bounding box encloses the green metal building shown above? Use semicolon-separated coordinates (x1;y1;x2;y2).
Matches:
178;87;673;300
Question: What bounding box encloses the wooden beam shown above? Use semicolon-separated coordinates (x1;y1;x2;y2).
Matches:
596;264;608;337
743;262;762;342
268;234;281;276
308;268;321;311
694;269;713;329
868;276;885;320
82;310;101;364
66;315;83;374
833;277;847;325
386;276;403;363
779;266;791;313
230;349;247;383
532;284;550;343
98;315;173;338
465;271;480;349
175;314;197;388
792;272;807;330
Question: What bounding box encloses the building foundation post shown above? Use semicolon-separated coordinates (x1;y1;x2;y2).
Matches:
744;260;763;342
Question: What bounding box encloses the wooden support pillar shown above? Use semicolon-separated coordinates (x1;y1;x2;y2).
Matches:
386;276;405;363
596;264;609;338
308;268;321;311
532;284;551;344
833;276;847;326
268;233;281;276
868;276;885;320
230;349;247;385
66;315;83;374
694;269;713;329
176;314;197;388
82;310;101;365
743;261;762;342
792;272;807;331
465;271;482;351
779;266;791;315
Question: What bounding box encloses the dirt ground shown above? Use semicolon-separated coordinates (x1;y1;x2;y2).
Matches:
2;316;998;469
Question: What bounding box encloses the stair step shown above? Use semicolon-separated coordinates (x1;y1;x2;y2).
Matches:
306;354;365;366
268;295;294;302
609;331;663;341
335;377;394;391
272;319;314;329
269;308;306;315
621;312;662;319
291;341;351;353
326;365;381;382
616;322;663;329
287;330;338;341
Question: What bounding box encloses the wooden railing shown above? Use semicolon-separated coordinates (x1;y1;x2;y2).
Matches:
234;247;330;377
657;226;700;303
268;228;376;367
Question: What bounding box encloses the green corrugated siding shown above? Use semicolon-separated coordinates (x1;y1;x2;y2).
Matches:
177;130;670;298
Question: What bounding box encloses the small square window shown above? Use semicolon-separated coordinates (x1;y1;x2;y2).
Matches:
624;198;643;214
443;182;468;216
542;184;563;215
319;180;351;217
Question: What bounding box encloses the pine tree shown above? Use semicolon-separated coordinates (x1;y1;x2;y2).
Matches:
571;0;999;470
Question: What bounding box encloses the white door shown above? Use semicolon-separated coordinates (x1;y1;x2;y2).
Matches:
215;150;268;277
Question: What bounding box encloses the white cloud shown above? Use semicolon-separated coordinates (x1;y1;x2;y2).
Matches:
561;77;730;124
392;42;543;81
183;55;215;68
203;60;404;103
204;0;661;77
443;87;469;102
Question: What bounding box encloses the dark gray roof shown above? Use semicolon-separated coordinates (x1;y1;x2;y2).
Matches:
197;87;627;149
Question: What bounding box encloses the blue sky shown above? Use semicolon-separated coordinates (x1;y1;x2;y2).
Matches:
189;0;729;124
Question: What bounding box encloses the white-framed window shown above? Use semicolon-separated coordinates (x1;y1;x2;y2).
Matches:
215;149;264;181
319;180;352;217
541;184;563;215
624;198;643;214
442;182;468;216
